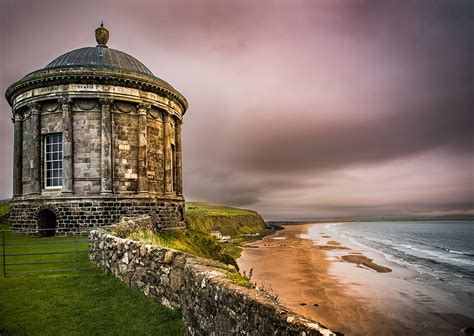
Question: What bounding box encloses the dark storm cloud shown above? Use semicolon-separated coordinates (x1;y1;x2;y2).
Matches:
228;93;473;174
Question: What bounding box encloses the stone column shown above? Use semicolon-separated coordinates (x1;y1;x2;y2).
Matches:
29;102;42;194
175;118;183;197
162;112;173;195
100;98;113;194
12;110;23;196
60;97;74;194
137;103;149;194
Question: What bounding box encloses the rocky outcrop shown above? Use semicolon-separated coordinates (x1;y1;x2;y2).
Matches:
89;230;338;336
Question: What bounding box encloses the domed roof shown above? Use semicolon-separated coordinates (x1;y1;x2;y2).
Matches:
44;46;154;76
6;23;188;112
45;23;153;76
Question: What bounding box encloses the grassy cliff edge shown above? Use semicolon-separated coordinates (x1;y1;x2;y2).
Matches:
185;202;267;237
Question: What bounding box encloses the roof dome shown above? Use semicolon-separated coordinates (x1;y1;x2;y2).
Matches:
44;46;154;76
6;23;188;112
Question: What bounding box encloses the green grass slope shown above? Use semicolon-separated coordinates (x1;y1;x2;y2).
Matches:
0;223;184;336
185;202;267;237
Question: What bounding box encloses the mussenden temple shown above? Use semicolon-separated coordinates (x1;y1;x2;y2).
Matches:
5;24;188;236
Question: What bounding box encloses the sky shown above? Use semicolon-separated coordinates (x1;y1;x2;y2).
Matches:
0;0;472;220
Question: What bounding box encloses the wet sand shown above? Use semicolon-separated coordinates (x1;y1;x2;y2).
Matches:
238;224;422;336
340;255;392;273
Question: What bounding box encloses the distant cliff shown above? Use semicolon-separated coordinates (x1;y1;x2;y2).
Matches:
185;202;267;237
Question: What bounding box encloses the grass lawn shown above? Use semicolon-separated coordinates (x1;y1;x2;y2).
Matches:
0;223;184;336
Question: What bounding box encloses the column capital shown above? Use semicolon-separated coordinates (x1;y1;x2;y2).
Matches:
99;98;113;110
162;112;171;123
137;103;151;115
27;102;41;115
58;97;72;108
13;112;23;123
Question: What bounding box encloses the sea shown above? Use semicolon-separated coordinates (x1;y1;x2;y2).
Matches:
304;221;474;333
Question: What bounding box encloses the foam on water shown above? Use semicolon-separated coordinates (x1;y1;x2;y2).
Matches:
322;221;474;295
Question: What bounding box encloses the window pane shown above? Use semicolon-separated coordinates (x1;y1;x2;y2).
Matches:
45;134;63;188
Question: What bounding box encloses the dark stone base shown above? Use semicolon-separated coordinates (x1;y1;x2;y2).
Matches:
9;196;185;236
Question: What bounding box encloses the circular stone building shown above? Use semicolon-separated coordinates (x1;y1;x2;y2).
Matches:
5;24;188;236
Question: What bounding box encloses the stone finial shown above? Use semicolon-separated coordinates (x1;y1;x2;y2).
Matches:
95;22;109;47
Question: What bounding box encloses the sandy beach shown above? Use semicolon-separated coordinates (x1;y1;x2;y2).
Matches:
237;224;472;336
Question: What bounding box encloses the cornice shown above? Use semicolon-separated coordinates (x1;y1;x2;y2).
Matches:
5;66;188;114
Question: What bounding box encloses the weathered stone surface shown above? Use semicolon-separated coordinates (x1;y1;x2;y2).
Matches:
9;198;185;236
89;230;339;336
108;215;154;237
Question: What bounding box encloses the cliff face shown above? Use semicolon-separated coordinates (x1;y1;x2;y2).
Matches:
185;202;267;237
89;230;337;336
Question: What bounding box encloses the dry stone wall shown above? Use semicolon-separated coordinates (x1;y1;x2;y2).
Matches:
89;230;339;336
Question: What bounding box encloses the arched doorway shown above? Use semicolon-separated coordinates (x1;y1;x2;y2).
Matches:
37;209;57;237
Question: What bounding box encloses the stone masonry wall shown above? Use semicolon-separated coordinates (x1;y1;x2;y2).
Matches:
147;116;164;193
73;108;101;195
113;112;139;193
9;198;184;235
89;230;338;336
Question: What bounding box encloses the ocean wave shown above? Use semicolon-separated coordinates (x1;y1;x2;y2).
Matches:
405;239;474;258
393;245;474;267
341;232;474;267
324;221;474;295
447;249;474;257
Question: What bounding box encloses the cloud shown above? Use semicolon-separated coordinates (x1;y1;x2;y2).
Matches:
0;0;472;218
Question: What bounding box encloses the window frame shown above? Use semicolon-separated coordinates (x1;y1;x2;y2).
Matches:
44;133;63;189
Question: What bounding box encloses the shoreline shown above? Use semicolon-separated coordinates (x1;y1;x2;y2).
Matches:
238;223;416;335
237;223;474;335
